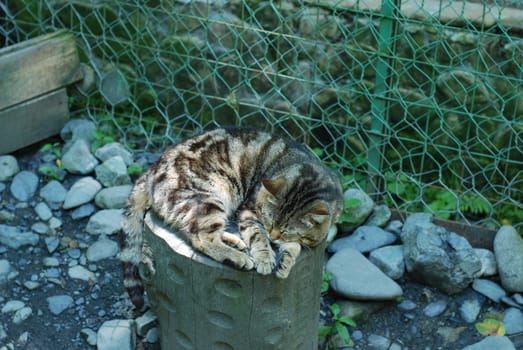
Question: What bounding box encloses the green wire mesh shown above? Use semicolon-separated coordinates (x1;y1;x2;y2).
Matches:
1;0;522;231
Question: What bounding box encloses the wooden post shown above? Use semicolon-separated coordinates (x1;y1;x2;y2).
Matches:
141;212;324;350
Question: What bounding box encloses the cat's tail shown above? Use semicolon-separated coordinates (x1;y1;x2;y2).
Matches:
118;176;150;309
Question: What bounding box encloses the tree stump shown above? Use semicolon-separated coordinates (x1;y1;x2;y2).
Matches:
141;212;324;350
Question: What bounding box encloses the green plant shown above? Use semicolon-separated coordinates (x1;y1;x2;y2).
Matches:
321;272;332;294
91;130;115;153
338;197;362;225
38;142;65;180
127;164;146;177
319;303;357;348
40;142;62;158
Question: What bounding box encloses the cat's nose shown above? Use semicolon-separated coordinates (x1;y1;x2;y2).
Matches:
270;229;281;240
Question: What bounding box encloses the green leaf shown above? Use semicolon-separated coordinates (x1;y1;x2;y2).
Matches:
334;322;351;344
337;316;357;327
475;318;505;336
318;325;333;337
344;198;361;209
328;303;341;317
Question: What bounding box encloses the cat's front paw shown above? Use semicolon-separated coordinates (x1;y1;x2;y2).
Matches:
252;249;276;275
274;242;301;279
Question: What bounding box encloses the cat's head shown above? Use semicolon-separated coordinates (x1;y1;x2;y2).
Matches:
255;171;342;247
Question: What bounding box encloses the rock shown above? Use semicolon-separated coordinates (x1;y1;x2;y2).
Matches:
328;225;397;253
503;308;523;335
339;188;374;231
397;299;417;311
326;248;403;300
369;245;405;280
145;328;160;343
494;225;523;292
95;142;134;166
459;297;483;323
71;203;97;220
514;293;523;305
0;210;15;222
39;180;68;203
401;213;481;294
31;222;49;234
34;202;53;221
10;170;39;201
47;295;74;315
44;236;60;254
135;310;158;337
43;257;60;267
97;319;135;350
94;185;132;209
81;328;98;346
95;156;132;187
12;307;32;325
68;265;97;283
86;236;119;262
367;334;391;350
60;119;97;145
1;300;25;313
385;220;403;237
0;155;19;181
0;224;39;249
85;209;123;235
63;177;102;210
472;279;506;302
61;139;99;174
0;259;14;284
364;204;391;227
474;248;497;277
462;336;516;350
423;300;448;317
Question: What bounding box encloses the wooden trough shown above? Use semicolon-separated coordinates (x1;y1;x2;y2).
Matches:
0;30;82;154
140;212;325;350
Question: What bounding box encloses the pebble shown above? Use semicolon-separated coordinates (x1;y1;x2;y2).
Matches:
459;298;482;323
68;265;97;283
145;328;160;343
514;293;523;305
0;155;20;181
94;185;132;209
95;142;134;166
31;222;49;234
339;188;374;231
12;307;32;325
61;139;99;175
44;236;60;253
474;248;497;277
86;236;119;262
462;336;516;350
364;204;391;227
10;171;39;201
97;319;135;350
494;225;523;292
472;279;506;302
0;259;13;283
81;328;98;346
326;248;403;300
43;257;60;267
95;156;132;187
0;224;39;249
397;299;417;311
63;177;102;210
328;225;397;253
23;281;40;290
1;300;25;313
39;180;68;203
47;295;74;315
71;203;97;220
423;300;448;317
367;334;391;350
369;245;405;280
135;310;158;337
85;209;123;235
34;202;53;221
503;307;523;334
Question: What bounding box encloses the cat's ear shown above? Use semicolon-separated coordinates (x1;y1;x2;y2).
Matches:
262;178;287;198
307;201;330;224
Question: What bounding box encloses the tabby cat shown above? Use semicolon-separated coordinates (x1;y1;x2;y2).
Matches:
119;127;343;308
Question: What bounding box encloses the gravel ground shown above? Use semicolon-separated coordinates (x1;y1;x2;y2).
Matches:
0;138;521;350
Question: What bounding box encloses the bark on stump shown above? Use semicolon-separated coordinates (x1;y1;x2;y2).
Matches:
141;212;324;350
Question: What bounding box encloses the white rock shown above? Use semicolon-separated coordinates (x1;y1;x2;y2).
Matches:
86;236;119;262
97;319;135;350
326;248;403;300
63;177;102;210
47;295;74;315
12;307;32;325
86;209;123;235
1;300;25;313
34;202;53;221
0;155;19;181
68;265;97;283
61;139;99;174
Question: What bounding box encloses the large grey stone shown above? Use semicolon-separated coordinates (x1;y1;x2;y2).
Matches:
369;245;405;280
86;236;119;262
97;319;135;350
329;225;397;253
462;336;515;350
62;139;99;175
63;177;102;210
494;225;523;292
40;180;68;203
472;279;506;303
401;213;481;294
95;142;134;166
0;225;39;249
85;209;123;235
95;156;131;187
10;171;39;201
326;248;403;300
0;155;19;181
339;188;374;232
94;185;132;209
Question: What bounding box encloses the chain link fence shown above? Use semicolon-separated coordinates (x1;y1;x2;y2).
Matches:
1;0;522;232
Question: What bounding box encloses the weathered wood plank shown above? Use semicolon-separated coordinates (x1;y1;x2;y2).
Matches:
0;88;69;154
0;30;83;111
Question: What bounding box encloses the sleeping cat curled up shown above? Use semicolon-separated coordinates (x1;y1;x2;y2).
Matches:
119;127;343;308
